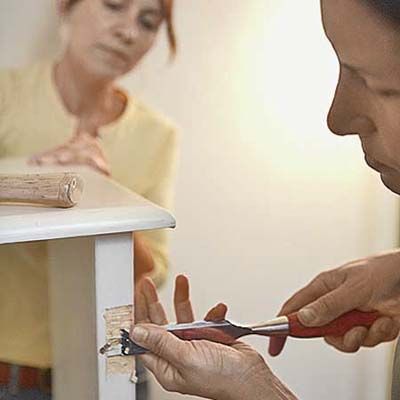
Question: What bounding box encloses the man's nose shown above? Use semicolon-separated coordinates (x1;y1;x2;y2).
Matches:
327;110;376;138
327;83;376;138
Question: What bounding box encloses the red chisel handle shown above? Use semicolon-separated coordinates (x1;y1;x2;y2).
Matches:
288;310;381;338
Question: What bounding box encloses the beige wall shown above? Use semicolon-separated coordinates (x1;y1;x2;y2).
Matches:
1;1;398;399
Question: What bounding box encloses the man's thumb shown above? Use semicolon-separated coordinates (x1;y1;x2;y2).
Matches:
131;324;181;362
298;287;355;327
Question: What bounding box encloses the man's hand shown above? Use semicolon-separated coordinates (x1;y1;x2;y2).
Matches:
269;250;400;356
29;129;110;176
133;276;297;400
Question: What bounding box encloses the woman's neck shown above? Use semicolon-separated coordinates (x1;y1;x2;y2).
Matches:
54;55;126;131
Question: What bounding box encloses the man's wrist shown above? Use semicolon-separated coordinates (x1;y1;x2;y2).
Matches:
219;365;297;400
269;375;298;400
238;369;298;400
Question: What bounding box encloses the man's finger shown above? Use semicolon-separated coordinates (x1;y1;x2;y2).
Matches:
142;278;168;325
324;327;368;353
174;275;195;323
132;324;185;365
204;303;227;321
268;337;287;357
362;317;400;347
324;335;344;350
297;283;358;327
268;273;338;357
140;353;187;394
277;272;342;318
343;327;368;352
139;353;178;392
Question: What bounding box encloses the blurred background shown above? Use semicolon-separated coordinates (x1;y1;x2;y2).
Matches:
1;1;399;399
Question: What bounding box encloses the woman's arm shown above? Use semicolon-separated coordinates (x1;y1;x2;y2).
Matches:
140;127;178;286
133;233;155;282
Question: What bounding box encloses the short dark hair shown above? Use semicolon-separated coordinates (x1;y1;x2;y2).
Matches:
366;0;400;23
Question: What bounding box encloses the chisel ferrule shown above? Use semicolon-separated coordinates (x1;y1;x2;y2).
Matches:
247;316;290;336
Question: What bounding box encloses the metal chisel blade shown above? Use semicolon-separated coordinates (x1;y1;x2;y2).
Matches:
120;320;251;356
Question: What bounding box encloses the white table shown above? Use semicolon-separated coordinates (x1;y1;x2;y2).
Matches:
0;157;176;400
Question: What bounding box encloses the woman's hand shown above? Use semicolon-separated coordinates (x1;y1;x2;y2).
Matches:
133;233;154;283
269;250;400;356
29;129;110;176
134;276;297;400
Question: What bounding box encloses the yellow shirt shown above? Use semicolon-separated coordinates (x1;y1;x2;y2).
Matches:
0;61;177;368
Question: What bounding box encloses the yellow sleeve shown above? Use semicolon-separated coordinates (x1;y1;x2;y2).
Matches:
141;127;178;287
0;70;7;108
0;70;12;153
0;69;16;115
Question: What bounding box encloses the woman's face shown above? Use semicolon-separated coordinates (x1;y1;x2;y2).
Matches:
61;0;164;78
322;0;400;194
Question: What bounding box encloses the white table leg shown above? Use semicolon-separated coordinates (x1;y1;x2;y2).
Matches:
95;233;135;400
49;233;135;400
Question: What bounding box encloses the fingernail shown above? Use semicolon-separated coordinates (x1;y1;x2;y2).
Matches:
132;326;149;342
299;308;316;324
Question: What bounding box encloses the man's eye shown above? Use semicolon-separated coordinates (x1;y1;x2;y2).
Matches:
103;0;124;11
377;88;400;98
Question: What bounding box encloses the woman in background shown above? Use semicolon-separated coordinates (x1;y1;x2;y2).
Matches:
0;0;177;399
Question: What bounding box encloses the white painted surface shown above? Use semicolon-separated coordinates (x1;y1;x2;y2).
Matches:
0;157;172;399
49;234;136;400
0;158;175;244
49;237;99;400
1;1;399;399
94;234;136;400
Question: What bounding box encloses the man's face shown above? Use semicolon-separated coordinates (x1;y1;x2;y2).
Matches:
322;0;400;194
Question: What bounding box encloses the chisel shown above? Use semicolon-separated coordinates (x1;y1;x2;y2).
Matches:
100;310;381;357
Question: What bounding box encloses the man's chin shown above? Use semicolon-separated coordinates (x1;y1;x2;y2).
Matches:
380;173;400;195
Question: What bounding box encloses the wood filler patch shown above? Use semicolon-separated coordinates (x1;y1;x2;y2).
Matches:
103;304;136;378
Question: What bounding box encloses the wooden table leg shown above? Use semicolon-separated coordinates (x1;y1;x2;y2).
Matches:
49;233;135;400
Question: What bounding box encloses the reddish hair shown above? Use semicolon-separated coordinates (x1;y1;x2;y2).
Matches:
161;0;176;56
66;0;177;56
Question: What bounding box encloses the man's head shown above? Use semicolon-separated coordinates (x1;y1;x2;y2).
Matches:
321;0;400;194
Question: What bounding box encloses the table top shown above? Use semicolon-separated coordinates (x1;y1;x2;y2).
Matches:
0;158;176;244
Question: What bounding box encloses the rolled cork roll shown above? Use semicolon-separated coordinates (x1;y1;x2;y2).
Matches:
0;172;84;208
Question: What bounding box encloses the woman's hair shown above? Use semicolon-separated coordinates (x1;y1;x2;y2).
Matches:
66;0;176;56
366;0;400;24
